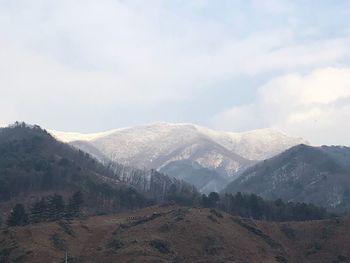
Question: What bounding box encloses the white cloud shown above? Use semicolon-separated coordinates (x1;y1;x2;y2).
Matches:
211;68;350;145
1;1;350;131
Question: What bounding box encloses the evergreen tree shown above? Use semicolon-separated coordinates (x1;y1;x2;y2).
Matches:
67;191;83;218
248;194;263;218
47;194;65;221
208;192;220;207
30;197;49;223
201;194;210;208
7;204;28;226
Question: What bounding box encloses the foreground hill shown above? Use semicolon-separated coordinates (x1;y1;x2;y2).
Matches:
0;123;195;219
1;205;349;263
225;144;350;212
50;122;306;192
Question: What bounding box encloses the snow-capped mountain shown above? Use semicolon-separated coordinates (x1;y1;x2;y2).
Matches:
49;122;307;192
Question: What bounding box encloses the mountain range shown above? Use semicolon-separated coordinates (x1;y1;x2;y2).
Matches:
2;122;350;262
50;122;307;193
6;122;350;212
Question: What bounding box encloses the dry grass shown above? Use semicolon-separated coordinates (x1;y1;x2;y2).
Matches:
0;205;349;263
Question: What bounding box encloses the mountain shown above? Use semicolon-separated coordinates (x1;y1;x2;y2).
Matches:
1;205;349;263
160;160;230;193
107;163;197;201
0;123;195;219
50;122;307;193
224;144;350;212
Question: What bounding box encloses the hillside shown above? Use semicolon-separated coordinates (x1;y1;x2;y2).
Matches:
1;205;349;263
160;160;229;193
225;144;350;212
0;123;195;220
50;122;306;192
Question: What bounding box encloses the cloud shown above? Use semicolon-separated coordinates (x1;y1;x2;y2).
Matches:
1;1;350;131
211;68;350;145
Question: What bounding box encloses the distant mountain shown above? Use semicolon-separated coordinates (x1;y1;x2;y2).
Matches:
50;122;307;192
224;144;350;212
160;160;229;193
0;123;195;219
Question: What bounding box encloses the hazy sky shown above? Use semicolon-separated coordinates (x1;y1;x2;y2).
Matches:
1;0;350;145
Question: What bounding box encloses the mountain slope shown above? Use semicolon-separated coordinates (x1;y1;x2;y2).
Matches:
0;123;195;219
160;160;230;193
50;122;306;192
0;123;148;216
224;144;350;211
1;205;349;263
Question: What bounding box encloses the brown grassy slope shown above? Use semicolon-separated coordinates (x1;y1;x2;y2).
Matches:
0;205;349;263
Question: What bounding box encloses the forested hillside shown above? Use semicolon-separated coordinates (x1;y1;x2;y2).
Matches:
0;123;336;228
0;123;153;219
0;123;193;224
225;144;350;212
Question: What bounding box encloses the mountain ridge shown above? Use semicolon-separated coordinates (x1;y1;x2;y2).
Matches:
50;122;308;193
49;122;308;160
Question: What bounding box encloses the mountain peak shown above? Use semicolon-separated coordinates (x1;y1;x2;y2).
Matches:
48;122;307;193
49;122;307;159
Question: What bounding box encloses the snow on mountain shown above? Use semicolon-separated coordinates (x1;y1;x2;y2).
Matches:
49;122;307;192
213;128;309;160
48;129;119;143
50;122;307;161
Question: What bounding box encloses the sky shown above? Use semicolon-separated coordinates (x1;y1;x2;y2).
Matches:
1;0;350;145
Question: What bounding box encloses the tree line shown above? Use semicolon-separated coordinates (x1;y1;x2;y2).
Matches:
217;192;333;221
165;190;334;221
6;189;334;226
7;191;83;226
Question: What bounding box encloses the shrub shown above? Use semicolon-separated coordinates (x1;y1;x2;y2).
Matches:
149;239;171;254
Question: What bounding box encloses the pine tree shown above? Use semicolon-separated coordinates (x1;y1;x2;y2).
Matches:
201;194;210;208
67;191;83;218
30;198;49;223
208;192;220;207
7;204;28;226
47;194;65;221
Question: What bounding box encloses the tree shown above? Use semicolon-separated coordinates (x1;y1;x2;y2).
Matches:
201;194;210;208
30;197;49;223
67;191;83;218
168;184;177;195
47;194;65;220
7;204;28;226
208;192;220;207
248;194;263;219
